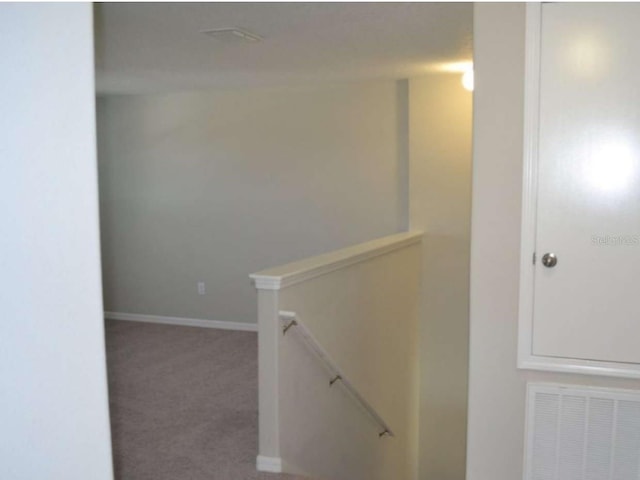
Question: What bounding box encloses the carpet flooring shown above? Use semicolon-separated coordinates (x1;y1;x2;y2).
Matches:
105;320;306;480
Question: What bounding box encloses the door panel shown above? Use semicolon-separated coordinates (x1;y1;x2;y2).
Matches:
533;4;640;363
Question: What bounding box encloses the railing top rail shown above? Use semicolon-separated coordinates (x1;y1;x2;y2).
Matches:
279;310;394;438
250;231;422;291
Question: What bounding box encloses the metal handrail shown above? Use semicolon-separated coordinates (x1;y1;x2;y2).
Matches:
279;310;394;438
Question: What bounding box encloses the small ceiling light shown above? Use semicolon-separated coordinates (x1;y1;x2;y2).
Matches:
462;70;474;91
201;28;263;43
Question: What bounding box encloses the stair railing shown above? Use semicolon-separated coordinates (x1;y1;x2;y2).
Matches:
279;310;394;438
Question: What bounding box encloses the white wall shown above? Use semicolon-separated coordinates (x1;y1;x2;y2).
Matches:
468;4;640;480
409;76;472;480
0;4;113;479
97;81;408;324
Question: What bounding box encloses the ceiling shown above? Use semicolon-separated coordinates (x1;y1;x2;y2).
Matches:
95;2;473;94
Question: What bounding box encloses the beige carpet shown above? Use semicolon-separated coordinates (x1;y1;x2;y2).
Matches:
106;320;307;480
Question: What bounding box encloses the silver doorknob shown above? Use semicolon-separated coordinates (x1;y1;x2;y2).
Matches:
541;253;557;268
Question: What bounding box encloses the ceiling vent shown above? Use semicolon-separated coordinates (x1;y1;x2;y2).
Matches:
201;28;263;43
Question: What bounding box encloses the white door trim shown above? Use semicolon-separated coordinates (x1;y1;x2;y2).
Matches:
517;2;542;373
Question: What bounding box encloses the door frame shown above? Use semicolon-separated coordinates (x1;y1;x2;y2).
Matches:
517;3;640;379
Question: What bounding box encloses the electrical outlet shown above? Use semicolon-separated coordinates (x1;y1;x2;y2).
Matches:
197;282;206;295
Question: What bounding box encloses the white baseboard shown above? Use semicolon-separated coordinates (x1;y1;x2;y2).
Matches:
256;455;282;473
104;311;257;332
256;455;309;476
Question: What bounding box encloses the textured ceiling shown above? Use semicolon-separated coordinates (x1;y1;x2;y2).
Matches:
95;2;473;94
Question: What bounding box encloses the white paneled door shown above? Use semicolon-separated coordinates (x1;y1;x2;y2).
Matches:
532;4;640;364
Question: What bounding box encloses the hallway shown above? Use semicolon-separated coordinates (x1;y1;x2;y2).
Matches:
105;321;305;480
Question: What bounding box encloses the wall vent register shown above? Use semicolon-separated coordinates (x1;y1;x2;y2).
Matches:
525;384;640;480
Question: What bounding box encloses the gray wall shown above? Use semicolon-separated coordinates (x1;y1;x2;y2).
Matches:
0;4;113;479
97;81;407;324
468;4;640;480
409;76;472;480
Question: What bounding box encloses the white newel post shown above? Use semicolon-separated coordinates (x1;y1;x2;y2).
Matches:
255;287;282;472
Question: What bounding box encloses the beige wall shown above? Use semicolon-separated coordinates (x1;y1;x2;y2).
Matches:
468;4;640;480
97;81;408;324
409;76;473;480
